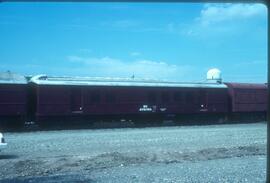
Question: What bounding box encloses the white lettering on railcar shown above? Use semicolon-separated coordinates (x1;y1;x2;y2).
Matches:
160;108;167;112
139;105;152;112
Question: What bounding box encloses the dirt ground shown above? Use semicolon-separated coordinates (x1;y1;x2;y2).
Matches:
0;123;266;182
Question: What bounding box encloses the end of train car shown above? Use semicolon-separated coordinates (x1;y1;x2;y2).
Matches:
224;82;267;122
0;72;28;128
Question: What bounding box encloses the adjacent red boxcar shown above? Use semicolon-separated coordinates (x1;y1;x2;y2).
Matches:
224;82;267;121
0;72;28;127
225;82;267;112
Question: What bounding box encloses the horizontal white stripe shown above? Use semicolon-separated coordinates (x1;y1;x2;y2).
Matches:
30;75;227;88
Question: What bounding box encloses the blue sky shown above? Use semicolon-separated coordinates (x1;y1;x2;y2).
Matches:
0;3;267;83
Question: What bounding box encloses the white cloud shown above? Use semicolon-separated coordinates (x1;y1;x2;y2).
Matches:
67;55;84;62
130;52;141;57
67;55;194;81
197;3;266;26
181;3;267;39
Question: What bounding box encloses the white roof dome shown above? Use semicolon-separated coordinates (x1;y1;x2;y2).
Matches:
207;68;222;83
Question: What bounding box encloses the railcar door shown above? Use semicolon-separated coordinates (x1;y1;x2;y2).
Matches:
199;89;208;112
70;87;83;113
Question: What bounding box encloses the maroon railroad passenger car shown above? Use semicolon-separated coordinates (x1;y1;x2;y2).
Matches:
29;75;230;126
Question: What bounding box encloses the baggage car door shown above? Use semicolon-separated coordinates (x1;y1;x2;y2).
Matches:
70;87;83;113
